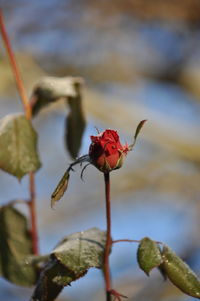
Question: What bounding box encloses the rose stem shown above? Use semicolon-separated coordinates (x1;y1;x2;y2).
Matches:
0;10;39;254
104;172;112;301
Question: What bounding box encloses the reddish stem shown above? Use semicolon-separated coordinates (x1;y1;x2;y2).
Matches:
0;10;31;119
28;172;39;254
104;172;112;301
0;10;39;254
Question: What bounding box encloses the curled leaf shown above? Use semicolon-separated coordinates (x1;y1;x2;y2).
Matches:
162;245;200;298
134;120;147;140
137;237;163;276
30;76;83;116
129;119;147;150
31;261;65;301
51;155;90;207
31;228;106;301
65;93;86;159
51;170;70;208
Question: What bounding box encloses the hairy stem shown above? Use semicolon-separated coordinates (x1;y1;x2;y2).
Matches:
0;10;39;254
104;172;112;301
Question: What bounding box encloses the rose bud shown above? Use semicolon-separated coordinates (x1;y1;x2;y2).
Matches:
51;120;146;206
89;129;129;173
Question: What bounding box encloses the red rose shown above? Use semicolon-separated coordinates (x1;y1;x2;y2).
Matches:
89;129;129;173
51;121;146;205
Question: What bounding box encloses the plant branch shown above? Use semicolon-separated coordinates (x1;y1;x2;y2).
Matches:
28;172;39;254
104;172;112;301
112;238;163;245
112;239;141;244
0;10;31;119
0;9;39;255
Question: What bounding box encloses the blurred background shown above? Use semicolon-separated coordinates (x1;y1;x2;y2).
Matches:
0;0;200;300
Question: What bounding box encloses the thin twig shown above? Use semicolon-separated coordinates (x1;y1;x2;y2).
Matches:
112;239;141;244
112;238;163;245
0;9;31;119
0;10;39;254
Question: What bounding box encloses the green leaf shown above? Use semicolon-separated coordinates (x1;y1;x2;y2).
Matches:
129;119;147;150
30;76;86;158
158;264;168;280
31;261;67;301
134;120;147;141
51;155;90;207
0;114;41;180
0;205;38;286
31;228;106;301
65;93;86;159
137;237;163;276
162;245;200;298
53;227;106;275
51;170;70;208
30;76;83;116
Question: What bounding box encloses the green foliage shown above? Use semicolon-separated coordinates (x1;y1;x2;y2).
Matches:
161;245;200;298
129;119;147;150
137;238;200;299
0;114;41;180
134;119;147;141
31;228;106;301
31;76;85;159
65;93;86;160
0;51;198;300
0;205;38;286
31;262;68;301
137;237;163;276
51;170;70;208
53;227;106;272
51;154;90;207
31;76;82;115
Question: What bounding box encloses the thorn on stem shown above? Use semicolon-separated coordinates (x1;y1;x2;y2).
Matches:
109;289;128;300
